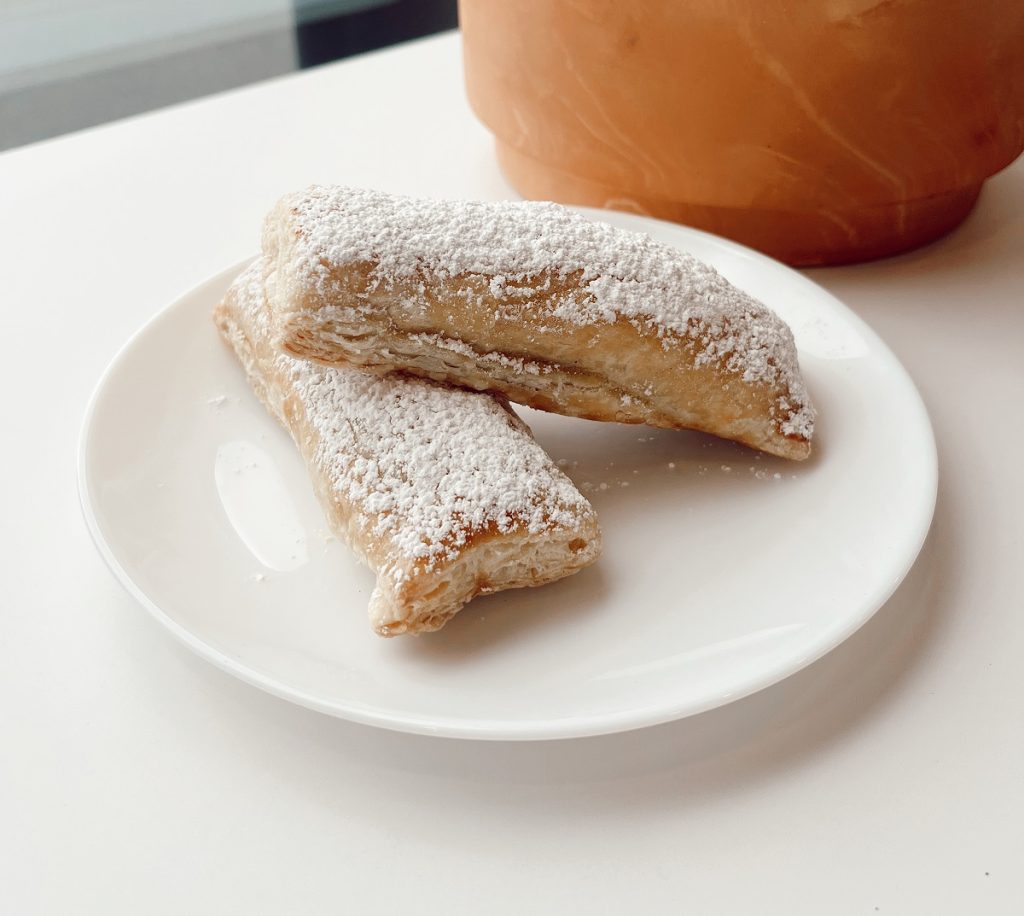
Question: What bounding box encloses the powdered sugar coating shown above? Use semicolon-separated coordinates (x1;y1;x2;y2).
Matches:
276;185;814;440
230;261;592;570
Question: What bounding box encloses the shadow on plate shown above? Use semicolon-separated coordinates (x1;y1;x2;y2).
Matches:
397;412;823;660
396;560;612;663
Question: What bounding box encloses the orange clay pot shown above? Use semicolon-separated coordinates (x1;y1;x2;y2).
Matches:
460;0;1024;265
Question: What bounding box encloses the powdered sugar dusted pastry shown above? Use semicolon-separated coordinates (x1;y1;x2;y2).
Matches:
214;260;601;637
262;186;815;460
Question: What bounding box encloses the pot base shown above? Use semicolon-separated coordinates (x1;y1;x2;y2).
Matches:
497;141;982;267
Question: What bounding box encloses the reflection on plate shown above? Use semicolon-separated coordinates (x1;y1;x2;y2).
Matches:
79;210;936;740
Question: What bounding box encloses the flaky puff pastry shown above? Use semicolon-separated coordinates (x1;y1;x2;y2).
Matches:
214;261;601;637
262;187;815;460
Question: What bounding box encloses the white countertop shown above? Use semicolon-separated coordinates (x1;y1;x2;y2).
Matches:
2;32;1021;914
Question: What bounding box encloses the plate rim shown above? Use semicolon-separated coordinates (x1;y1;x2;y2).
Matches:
78;214;938;741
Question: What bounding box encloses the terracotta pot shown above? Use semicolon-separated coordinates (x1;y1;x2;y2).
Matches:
460;0;1024;265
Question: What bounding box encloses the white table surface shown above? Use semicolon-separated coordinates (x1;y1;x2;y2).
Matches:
2;32;1022;915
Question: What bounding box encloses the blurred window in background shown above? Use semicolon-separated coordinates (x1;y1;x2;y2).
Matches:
0;0;457;151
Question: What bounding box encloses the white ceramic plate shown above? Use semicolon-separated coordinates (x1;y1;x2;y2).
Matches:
80;209;936;740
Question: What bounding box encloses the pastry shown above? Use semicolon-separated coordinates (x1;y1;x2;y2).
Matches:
261;186;816;460
214;260;601;637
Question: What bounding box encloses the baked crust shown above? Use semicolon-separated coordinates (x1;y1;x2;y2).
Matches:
262;186;815;460
214;261;601;636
